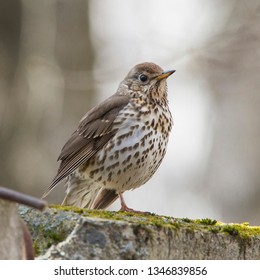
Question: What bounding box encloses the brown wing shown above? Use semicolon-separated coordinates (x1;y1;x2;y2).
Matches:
43;94;130;197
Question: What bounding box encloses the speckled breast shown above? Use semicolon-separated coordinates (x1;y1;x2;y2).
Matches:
80;101;172;192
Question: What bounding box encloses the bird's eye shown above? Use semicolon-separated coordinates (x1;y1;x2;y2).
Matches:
139;74;148;82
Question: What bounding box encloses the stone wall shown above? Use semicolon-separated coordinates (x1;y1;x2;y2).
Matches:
19;206;260;260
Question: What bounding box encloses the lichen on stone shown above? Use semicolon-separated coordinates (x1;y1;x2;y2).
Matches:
19;205;260;259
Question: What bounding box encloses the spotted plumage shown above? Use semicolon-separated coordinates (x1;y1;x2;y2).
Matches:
43;62;175;212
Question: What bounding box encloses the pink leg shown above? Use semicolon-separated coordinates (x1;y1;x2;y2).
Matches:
118;193;151;214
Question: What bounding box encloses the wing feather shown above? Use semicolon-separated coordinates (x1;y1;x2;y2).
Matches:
43;94;130;197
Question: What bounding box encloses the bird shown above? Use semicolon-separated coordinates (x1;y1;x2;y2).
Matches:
42;62;175;212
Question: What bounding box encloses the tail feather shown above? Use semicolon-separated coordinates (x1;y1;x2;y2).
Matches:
43;174;119;210
62;178;101;208
92;189;119;209
42;175;64;200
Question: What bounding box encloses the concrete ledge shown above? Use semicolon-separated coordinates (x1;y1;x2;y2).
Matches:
19;206;260;260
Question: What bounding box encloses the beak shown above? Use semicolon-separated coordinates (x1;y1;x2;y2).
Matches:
156;69;176;81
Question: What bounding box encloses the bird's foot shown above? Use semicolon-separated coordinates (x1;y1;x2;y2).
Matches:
119;205;151;215
118;192;151;214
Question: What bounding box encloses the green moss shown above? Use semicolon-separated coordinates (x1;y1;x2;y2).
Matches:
49;205;260;240
50;204;85;214
218;223;260;239
196;218;218;226
47;230;66;242
33;242;40;256
221;225;239;236
31;222;69;254
182;218;193;223
23;204;260;257
18;199;260;258
208;227;221;234
50;205;178;229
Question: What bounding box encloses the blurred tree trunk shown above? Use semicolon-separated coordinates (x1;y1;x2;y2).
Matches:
202;2;260;224
0;0;95;202
0;0;22;189
55;0;95;119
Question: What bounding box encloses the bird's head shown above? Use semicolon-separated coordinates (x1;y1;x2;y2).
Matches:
119;62;175;102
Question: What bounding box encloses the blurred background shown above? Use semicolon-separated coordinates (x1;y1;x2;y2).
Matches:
1;0;260;224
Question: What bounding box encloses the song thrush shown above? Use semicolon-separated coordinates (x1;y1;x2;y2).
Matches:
43;62;175;212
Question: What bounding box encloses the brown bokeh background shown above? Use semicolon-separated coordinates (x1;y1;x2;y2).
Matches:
1;0;260;224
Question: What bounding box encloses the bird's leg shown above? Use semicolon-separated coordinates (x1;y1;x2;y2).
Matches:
118;192;134;212
118;192;151;214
